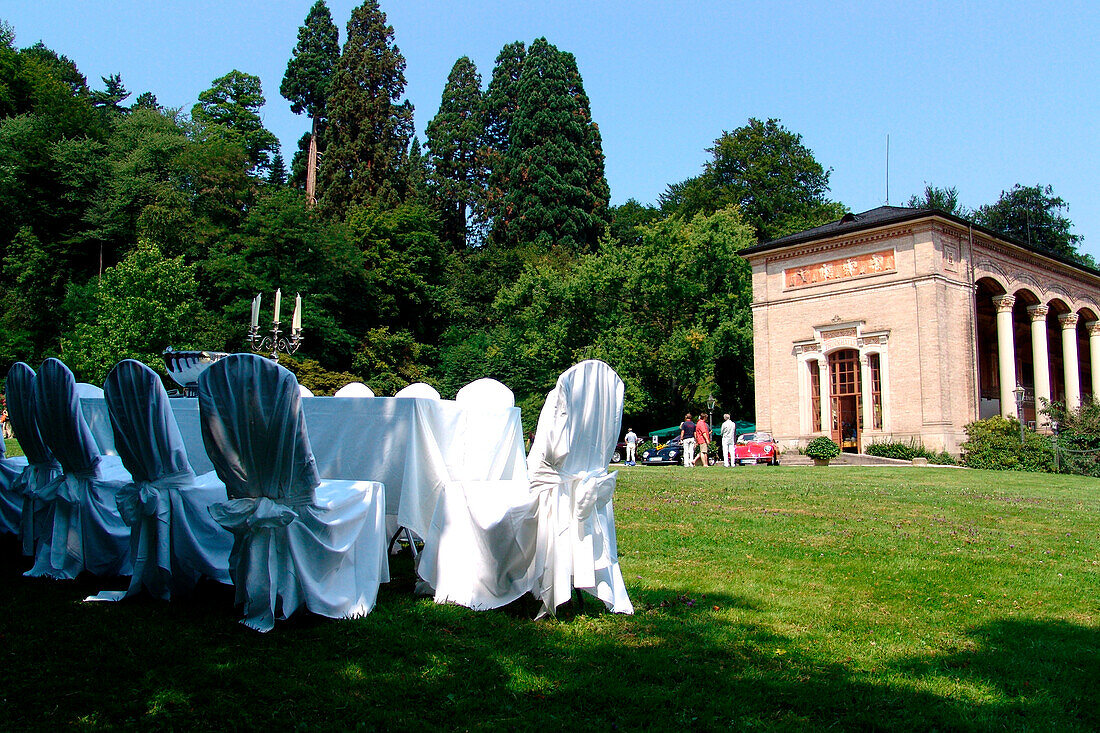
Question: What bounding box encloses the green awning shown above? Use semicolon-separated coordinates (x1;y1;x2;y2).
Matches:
648;420;755;439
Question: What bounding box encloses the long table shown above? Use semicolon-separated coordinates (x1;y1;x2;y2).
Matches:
81;396;528;539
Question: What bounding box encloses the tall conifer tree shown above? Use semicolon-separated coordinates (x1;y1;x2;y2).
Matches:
318;0;414;217
492;38;609;252
425;56;483;248
280;0;339;206
481;42;525;236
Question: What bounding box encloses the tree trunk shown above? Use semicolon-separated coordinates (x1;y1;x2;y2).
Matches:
306;117;319;207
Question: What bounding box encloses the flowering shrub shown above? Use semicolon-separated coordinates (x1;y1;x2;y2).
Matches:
804;436;841;460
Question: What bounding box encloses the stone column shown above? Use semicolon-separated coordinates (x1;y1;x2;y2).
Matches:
860;352;874;432
1089;321;1100;403
1060;313;1081;411
993;295;1017;418
818;359;830;435
1028;304;1051;427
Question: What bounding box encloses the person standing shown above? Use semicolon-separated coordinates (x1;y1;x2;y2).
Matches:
624;428;638;466
694;413;710;466
679;413;696;467
721;413;737;467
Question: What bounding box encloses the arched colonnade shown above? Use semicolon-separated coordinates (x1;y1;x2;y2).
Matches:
976;270;1100;428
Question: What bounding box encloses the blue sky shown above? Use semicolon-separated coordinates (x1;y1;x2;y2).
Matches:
4;1;1099;255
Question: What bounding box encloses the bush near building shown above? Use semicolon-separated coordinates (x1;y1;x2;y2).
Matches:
865;439;956;465
1041;398;1100;477
959;416;1054;472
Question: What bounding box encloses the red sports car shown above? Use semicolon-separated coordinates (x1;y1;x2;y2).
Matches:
733;432;780;466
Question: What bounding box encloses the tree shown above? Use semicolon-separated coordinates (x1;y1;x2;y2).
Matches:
318;0;414;217
288;131;311;189
609;198;661;247
60;239;212;383
280;0;340;206
907;184;965;216
132;91;160;111
90;73;130;118
192;70;279;176
267;152;287;186
83;106;193;263
425;56;483;248
491;38;609;252
663;118;842;242
481;41;525;236
973;184;1084;262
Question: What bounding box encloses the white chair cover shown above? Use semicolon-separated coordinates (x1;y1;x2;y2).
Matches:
334;382;375;398
29;358;133;579
394;382;441;400
418;478;539;609
199;353;387;632
76;383;104;399
527;360;633;616
417;375;533;607
456;378;515;410
0;430;28;535
298;384;314;398
96;359;232;600
6;363;62;557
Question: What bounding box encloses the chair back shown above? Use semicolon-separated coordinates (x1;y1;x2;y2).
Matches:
35;358;101;474
394;382;440;399
334;382;375;398
298;384;314;398
528;360;624;478
5;363;56;466
76;383;104;399
456;378;514;410
197;353;319;505
104;359;191;483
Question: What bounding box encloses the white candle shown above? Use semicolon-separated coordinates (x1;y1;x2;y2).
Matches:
251;293;260;328
292;293;302;331
273;288;282;323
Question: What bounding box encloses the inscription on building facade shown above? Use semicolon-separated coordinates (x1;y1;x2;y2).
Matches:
784;249;896;289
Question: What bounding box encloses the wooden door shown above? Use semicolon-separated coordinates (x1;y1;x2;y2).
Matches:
829;349;862;452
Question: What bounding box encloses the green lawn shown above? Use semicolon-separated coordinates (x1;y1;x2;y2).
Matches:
1;466;1097;730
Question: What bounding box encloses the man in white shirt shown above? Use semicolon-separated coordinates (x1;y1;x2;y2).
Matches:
721;413;737;467
624;428;638;465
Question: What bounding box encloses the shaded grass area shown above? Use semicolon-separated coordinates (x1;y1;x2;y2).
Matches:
1;467;1098;730
4;437;23;457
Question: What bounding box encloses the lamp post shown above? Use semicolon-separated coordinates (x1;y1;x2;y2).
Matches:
1051;419;1060;473
247;290;304;362
1013;384;1026;445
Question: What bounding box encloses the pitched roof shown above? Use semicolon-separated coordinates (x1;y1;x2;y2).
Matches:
738;205;1100;278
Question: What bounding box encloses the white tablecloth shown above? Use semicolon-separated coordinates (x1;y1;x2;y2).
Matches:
81;396;527;538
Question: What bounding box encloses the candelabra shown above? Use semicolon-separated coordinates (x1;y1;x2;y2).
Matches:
246;289;304;362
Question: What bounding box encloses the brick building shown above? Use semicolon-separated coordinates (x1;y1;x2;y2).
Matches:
740;206;1100;455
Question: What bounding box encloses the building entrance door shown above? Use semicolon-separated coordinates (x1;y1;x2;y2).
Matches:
829;349;862;452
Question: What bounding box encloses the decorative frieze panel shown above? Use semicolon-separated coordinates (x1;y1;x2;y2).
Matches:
784;249;896;289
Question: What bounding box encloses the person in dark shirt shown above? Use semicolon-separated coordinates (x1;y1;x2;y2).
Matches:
679;413;696;466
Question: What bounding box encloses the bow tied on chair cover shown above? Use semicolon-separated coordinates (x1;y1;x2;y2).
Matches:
12;460;61;556
110;471;192;595
206;495;305;633
208;495;306;532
